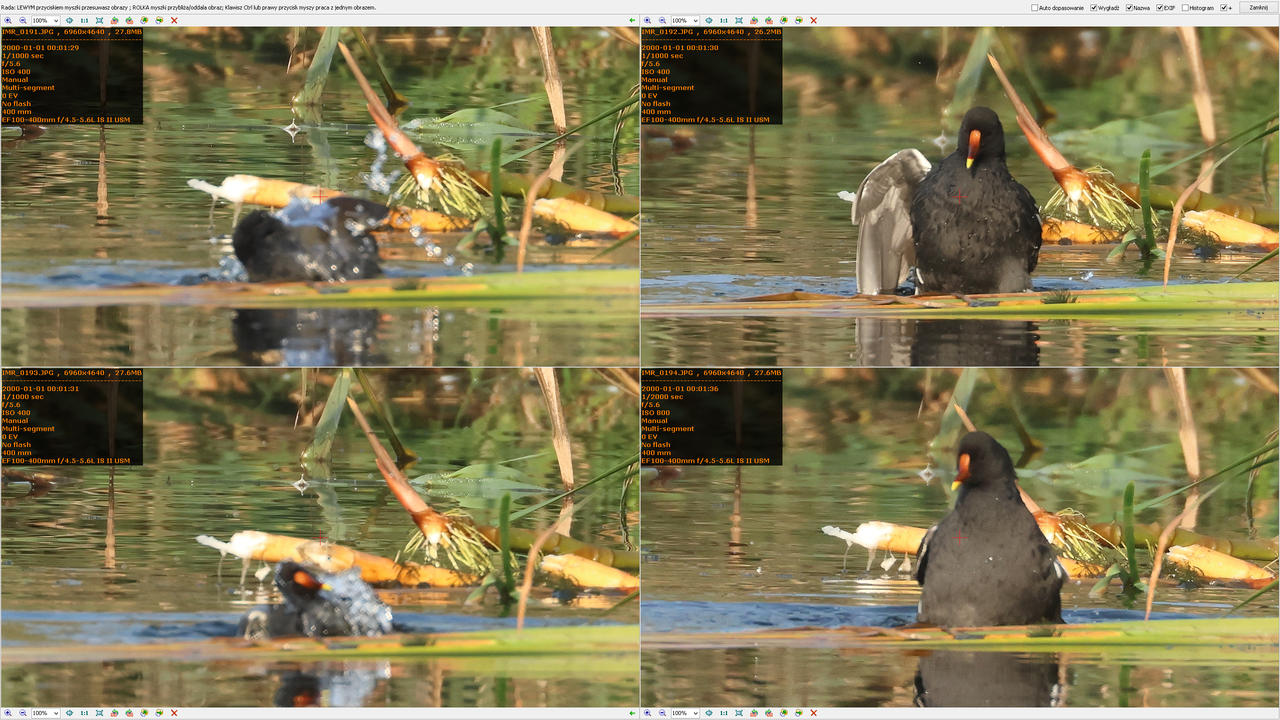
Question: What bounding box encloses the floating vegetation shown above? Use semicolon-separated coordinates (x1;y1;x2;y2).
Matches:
1043;165;1139;233
647;281;1279;320
1041;289;1077;304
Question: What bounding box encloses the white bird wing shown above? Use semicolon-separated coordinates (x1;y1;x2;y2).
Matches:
838;149;931;295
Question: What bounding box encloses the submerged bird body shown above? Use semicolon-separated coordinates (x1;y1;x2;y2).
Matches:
914;431;1064;627
238;560;393;639
233;197;388;283
843;107;1042;295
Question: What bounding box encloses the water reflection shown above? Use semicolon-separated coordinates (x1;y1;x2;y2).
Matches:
231;308;383;366
855;317;1040;366
913;650;1061;707
2;301;639;367
267;664;389;707
642;313;1277;367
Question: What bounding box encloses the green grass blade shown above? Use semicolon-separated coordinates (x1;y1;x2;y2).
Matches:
601;589;639;616
1122;481;1140;590
352;27;408;113
1150;112;1278;177
591;229;639;261
1225;579;1278;616
509;453;640;523
1262;133;1276;207
1138;150;1156;256
294;27;342;107
498;492;515;611
1133;437;1278;512
490;138;508;264
610;84;640;190
947;28;995;123
300;368;352;466
929;368;980;474
503;94;639;165
1234;248;1277;279
353;369;417;467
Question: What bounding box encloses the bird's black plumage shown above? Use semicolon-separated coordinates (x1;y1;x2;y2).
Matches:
233;197;388;283
238;561;393;639
914;431;1064;627
909;107;1042;294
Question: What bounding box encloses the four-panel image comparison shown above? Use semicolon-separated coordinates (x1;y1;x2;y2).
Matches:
1;25;1277;712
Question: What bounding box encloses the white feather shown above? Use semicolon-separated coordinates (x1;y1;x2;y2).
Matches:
842;149;931;295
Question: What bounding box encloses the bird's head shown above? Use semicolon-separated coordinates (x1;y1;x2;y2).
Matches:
276;561;333;597
951;430;1016;492
958;106;1006;172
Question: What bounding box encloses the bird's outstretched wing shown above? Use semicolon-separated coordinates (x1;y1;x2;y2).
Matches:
839;149;931;295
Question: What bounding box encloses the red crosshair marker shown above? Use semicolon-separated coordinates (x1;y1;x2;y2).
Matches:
952;532;967;543
950;191;967;202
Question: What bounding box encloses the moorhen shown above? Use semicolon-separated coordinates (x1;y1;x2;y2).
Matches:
840;107;1042;295
914;431;1064;627
233;196;388;283
238;560;394;639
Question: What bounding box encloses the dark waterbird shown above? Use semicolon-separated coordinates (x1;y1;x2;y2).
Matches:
238;560;393;639
840;107;1042;295
233;196;389;283
914;431;1065;627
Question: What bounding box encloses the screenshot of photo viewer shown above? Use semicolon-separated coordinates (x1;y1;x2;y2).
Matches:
0;1;1276;720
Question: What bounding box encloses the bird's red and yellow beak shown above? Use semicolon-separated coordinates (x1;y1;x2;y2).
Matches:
966;129;981;169
292;569;332;592
951;452;971;491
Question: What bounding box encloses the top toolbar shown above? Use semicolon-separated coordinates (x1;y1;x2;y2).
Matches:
0;0;1276;17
